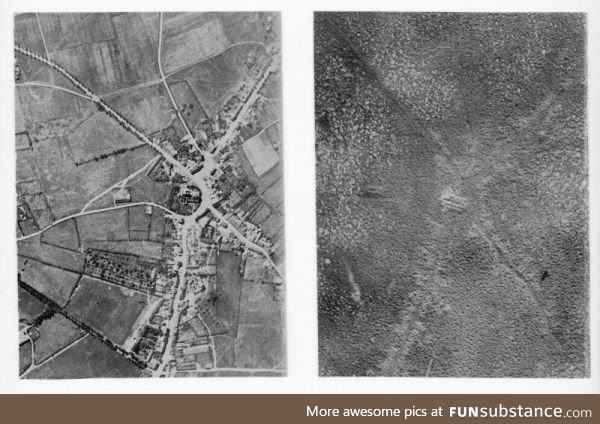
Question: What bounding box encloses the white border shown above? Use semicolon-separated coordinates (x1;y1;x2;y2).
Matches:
0;0;598;394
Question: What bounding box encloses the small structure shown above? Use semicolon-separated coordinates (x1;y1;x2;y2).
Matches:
114;187;131;204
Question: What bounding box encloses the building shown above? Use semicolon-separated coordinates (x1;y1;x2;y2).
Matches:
114;187;132;204
179;187;201;205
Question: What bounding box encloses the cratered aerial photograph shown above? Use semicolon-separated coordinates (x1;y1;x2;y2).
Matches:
315;12;588;377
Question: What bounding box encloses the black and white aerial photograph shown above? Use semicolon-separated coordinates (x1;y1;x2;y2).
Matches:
315;12;588;377
15;12;285;378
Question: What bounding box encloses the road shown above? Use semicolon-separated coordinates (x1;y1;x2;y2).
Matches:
17;200;183;243
157;12;195;141
21;334;87;378
212;60;276;158
35;13;50;59
153;221;189;376
16;81;95;101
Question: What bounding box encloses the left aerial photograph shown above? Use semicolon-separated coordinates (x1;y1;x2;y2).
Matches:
15;12;285;378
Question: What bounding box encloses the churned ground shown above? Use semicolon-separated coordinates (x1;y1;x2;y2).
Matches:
316;13;588;377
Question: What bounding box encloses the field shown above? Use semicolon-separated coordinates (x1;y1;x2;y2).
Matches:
16;149;37;182
241;133;279;177
34;314;85;363
18;58;77;95
149;209;167;241
66;276;149;345
235;283;284;369
19;235;85;275
167;43;269;120
25;335;141;379
128;205;152;233
23;133;157;220
16;85;87;135
213;334;236;368
20;341;32;375
161;12;273;75
259;68;281;100
128;176;171;211
14;15;78;94
37;13;113;52
163;14;228;74
41;13;159;95
40;218;79;251
23;194;53;229
15;98;26;133
168;80;207;130
201;251;284;370
105;84;172;134
18;257;81;307
219;12;277;45
259;179;284;213
77;208;129;242
14;14;45;55
68;112;142;163
75;202;171;244
214;252;244;334
18;287;47;323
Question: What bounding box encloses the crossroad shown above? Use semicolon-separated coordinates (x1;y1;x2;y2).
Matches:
16;44;279;270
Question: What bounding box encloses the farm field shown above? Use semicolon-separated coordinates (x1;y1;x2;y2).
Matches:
67;276;150;345
25;335;142;379
40;218;79;251
68;112;142;163
167;43;269;120
235;282;284;369
42;13;160;95
33;314;85;363
214;252;244;333
127;176;172;211
19;341;33;375
19;234;85;272
22;135;157;220
105;84;172;134
161;12;271;74
18;256;81;307
76;208;129;242
18;287;47;323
